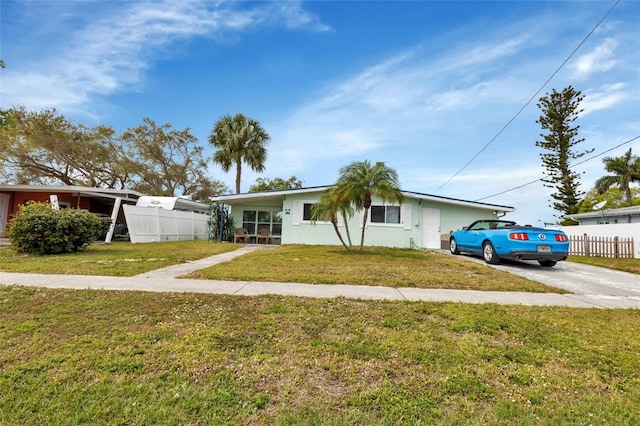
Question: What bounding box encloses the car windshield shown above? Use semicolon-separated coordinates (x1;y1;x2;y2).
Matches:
468;220;516;231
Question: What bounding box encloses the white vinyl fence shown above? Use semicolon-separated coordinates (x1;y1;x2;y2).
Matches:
123;205;210;243
560;223;640;259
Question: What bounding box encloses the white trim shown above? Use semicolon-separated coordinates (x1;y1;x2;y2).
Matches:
367;222;403;228
293;200;332;225
210;186;514;212
0;184;143;199
368;203;403;227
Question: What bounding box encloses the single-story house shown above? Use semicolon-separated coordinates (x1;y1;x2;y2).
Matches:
211;186;515;249
568;205;640;225
562;206;640;259
0;184;144;238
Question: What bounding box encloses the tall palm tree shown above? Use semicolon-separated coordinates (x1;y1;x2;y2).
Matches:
334;160;403;251
209;113;270;194
311;187;355;251
594;148;640;205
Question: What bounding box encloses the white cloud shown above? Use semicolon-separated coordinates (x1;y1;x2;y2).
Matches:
572;38;619;79
269;2;333;32
265;31;536;180
445;36;528;70
582;83;627;114
1;1;329;114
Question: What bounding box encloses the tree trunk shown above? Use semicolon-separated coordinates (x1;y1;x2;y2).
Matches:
331;217;351;251
342;211;353;249
359;208;369;251
235;160;242;194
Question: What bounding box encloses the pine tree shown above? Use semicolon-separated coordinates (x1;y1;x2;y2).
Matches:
536;86;593;223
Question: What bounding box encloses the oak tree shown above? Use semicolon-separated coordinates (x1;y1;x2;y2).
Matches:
249;176;303;192
119;118;228;200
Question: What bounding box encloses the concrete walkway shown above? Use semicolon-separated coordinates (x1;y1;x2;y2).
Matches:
1;245;639;309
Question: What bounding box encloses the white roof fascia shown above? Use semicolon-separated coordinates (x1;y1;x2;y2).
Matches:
0;184;144;199
569;206;640;219
78;191;139;203
210;186;331;204
210;186;514;212
402;191;514;212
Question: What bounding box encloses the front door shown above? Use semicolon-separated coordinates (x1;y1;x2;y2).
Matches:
421;208;441;249
0;193;9;238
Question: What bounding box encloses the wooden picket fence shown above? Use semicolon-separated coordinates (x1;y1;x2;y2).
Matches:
569;234;635;258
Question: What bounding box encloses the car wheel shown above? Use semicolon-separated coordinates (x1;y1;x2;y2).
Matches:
483;242;500;264
538;260;557;267
449;237;460;255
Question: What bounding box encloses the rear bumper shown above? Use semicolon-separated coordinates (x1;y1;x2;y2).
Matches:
501;250;568;262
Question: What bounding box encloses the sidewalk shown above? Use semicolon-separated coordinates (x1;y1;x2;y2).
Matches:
1;245;639;309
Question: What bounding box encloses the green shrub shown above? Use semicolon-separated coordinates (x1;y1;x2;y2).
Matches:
8;202;108;254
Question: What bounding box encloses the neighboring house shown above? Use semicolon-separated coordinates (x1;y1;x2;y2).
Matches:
211;186;515;249
562;206;640;259
567;206;640;225
0;184;144;238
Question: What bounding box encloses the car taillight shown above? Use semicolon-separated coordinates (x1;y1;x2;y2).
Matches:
555;234;568;242
510;232;528;240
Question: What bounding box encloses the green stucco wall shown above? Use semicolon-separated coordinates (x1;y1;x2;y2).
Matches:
224;190;503;248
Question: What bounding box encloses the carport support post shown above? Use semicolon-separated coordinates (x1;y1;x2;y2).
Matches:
104;197;122;244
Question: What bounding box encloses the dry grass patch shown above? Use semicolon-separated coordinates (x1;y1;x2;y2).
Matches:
186;245;564;293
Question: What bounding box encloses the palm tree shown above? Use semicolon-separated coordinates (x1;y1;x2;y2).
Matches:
334;160;403;251
209;113;270;194
594;148;640;205
311;187;355;250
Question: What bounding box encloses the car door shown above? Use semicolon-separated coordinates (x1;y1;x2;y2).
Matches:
455;229;481;253
460;222;490;253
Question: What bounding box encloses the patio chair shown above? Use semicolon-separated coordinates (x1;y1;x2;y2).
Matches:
233;228;249;244
256;228;270;244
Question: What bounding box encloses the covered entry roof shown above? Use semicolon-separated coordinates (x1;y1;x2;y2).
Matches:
0;184;144;202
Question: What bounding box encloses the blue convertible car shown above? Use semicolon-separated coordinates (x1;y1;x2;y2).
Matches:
449;220;569;267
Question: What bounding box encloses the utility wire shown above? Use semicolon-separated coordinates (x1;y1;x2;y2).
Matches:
437;0;621;190
473;135;640;201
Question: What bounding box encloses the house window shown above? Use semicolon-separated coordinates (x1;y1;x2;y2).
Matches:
370;205;400;224
303;203;314;221
242;210;282;236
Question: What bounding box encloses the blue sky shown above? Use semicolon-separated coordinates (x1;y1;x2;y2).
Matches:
1;0;639;226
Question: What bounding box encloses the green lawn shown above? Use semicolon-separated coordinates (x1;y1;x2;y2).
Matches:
1;242;639;423
1;286;638;425
567;255;640;274
0;240;239;276
184;244;566;293
1;241;563;293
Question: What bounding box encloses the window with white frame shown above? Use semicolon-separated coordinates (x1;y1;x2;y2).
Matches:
302;203;314;221
242;210;282;235
292;200;332;225
370;205;401;224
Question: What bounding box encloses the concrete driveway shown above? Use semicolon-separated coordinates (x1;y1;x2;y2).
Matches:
457;254;640;298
